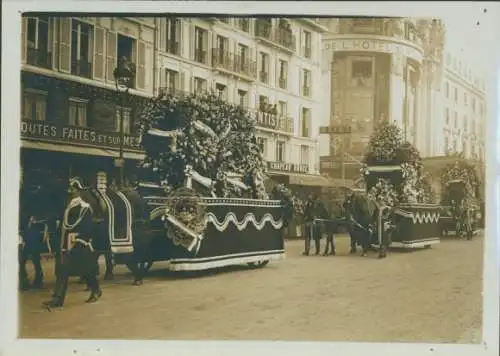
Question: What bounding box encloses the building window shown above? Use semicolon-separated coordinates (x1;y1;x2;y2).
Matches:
236;43;249;73
278;101;287;117
71;20;93;78
300;145;309;165
445;108;450;125
259;52;269;84
303;30;312;58
117;34;137;87
278;60;288;89
257;137;267;157
302;69;312;97
68;98;87;127
301;107;311;137
165;18;181;55
115;106;132;134
193;76;207;94
351;59;372;87
472;97;476;112
214;35;229;66
216;83;227;100
163;69;179;95
454;111;458;128
194;26;208;64
236;18;250;32
26;16;52;69
237;89;248;108
445;82;449;98
276;141;285;162
444;135;449;155
22;90;47;121
480;102;484;116
463;115;468;133
464;93;468;106
454;87;458;103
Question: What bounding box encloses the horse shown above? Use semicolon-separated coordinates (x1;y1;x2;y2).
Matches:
342;192;393;258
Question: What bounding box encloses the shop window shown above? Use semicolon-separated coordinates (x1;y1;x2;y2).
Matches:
22;90;47;121
68;98;88;127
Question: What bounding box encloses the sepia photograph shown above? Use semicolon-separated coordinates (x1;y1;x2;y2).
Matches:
1;2;499;356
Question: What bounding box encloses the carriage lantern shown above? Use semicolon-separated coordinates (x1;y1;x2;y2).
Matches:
113;57;136;187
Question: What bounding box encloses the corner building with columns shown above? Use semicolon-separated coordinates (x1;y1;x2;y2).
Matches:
319;19;445;180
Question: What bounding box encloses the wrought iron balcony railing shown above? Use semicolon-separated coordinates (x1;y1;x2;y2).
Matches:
211;49;257;78
166;40;180;55
194;48;207;64
26;47;52;69
255;21;296;52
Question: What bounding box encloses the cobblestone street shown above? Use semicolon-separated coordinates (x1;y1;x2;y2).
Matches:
19;233;484;343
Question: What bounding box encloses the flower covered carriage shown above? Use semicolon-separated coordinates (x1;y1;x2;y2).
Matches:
361;123;441;249
132;91;287;272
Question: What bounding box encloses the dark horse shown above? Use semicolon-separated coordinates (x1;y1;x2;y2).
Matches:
342;192;393;258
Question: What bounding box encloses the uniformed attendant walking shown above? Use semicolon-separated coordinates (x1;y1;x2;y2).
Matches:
43;178;102;309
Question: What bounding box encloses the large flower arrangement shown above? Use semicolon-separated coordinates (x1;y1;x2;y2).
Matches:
363;122;434;205
137;91;267;197
440;157;480;206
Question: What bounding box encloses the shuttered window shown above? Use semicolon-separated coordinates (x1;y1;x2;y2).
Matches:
58;18;71;72
106;31;117;82
136;40;146;89
93;27;105;80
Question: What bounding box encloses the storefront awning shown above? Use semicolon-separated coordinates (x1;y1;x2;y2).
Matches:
22;140;145;160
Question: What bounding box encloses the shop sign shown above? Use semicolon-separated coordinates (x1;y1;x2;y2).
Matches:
267;161;309;174
323;38;423;62
20;120;142;151
319;125;352;134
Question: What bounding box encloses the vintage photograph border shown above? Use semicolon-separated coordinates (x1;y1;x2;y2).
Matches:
1;1;499;356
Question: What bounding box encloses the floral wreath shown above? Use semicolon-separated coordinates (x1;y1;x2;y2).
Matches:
165;187;206;249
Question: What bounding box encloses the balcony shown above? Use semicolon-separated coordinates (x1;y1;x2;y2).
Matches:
194;48;207;65
166;40;180;56
26;48;52;69
255;21;296;52
236;18;250;32
278;77;287;90
211;49;257;79
259;71;269;84
212;49;232;71
71;59;93;79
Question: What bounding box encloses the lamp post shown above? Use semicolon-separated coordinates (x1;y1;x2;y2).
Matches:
113;56;136;188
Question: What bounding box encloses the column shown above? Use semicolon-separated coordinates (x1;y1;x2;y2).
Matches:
389;53;405;129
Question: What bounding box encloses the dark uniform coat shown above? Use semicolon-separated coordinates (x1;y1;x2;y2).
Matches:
61;197;99;277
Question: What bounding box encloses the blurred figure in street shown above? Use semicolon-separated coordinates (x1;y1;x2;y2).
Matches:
303;194;322;256
19;215;48;290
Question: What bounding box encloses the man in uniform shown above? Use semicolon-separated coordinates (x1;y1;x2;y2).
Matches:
43;177;102;309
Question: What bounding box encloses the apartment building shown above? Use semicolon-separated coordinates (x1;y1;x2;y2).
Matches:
440;52;487;161
155;17;330;188
20;16;331;191
20;16;156;188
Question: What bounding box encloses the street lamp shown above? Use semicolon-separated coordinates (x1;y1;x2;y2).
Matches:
113;56;136;187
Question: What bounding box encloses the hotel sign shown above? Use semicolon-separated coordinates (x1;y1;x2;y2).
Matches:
323;38;423;62
267;161;309;174
20;120;142;151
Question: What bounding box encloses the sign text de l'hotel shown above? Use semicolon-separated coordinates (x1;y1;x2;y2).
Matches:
21;120;141;150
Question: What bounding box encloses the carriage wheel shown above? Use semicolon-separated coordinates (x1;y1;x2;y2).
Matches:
247;260;270;269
